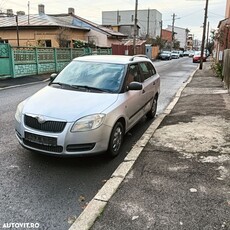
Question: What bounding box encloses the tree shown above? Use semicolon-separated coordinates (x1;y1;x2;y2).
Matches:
206;29;215;53
146;36;167;49
56;27;70;48
173;39;180;50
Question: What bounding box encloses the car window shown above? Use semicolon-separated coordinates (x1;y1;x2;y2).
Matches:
53;60;125;93
148;62;156;75
139;62;156;80
125;63;141;87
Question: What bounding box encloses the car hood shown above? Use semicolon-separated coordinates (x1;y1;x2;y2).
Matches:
23;86;119;121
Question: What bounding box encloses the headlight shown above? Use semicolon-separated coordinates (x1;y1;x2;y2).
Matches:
15;101;26;122
71;114;105;132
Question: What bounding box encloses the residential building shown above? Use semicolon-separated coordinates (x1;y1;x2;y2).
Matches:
193;39;202;51
102;9;162;39
187;34;193;50
103;24;140;39
0;5;127;48
166;25;190;49
161;29;172;43
213;0;230;61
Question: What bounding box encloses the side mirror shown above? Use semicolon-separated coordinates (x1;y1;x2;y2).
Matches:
128;82;143;91
50;73;57;81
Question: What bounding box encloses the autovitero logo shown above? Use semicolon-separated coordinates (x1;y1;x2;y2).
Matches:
2;222;40;229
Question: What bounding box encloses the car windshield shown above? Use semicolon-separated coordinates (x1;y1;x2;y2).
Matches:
52;60;125;93
194;51;202;56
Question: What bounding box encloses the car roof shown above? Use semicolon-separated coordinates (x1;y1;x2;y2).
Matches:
73;55;152;65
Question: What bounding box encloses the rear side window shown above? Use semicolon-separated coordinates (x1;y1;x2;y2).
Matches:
139;62;156;80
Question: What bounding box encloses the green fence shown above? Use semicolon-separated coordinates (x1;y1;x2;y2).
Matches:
0;44;112;79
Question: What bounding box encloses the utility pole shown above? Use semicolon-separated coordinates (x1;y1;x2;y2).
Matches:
117;10;120;24
133;0;138;55
146;8;150;39
160;20;163;40
28;1;30;24
199;0;209;70
15;15;19;46
226;24;229;49
206;21;209;55
171;13;176;50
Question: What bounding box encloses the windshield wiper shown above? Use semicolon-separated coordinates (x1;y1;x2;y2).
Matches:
71;85;113;93
49;82;70;87
50;82;81;90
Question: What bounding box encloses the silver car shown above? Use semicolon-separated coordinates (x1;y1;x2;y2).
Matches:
15;55;160;157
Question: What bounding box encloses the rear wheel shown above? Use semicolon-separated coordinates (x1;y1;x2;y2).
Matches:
146;96;157;119
107;121;124;157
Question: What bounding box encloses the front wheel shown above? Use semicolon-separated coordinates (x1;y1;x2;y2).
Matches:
146;96;157;119
107;122;124;157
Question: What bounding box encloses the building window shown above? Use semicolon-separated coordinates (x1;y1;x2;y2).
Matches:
38;40;52;47
0;39;8;44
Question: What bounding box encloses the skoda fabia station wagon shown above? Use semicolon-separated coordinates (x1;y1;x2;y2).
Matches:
15;55;160;157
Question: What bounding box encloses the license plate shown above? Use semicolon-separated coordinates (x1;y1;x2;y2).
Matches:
25;132;57;146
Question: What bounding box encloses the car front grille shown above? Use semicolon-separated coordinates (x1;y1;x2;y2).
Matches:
24;115;66;133
23;139;63;153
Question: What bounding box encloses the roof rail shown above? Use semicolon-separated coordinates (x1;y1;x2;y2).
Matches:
129;55;149;61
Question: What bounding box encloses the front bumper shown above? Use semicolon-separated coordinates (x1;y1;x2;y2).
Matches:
15;119;112;156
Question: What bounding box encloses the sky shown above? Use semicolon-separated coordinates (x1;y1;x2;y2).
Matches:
0;0;227;40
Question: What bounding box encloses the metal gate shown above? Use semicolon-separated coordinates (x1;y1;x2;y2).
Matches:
0;44;11;78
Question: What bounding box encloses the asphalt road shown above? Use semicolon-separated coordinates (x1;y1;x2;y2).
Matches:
0;57;198;230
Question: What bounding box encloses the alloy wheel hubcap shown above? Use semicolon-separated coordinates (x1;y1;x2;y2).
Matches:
112;127;122;152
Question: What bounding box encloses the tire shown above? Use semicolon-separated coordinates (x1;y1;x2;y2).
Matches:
107;121;124;157
146;96;158;119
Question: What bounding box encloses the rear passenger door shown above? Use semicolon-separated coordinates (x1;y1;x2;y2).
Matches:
138;61;158;113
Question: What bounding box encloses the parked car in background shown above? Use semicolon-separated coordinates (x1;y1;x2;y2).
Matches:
159;51;172;60
193;51;207;63
171;50;180;59
15;55;160;157
179;50;184;57
189;50;195;57
204;49;210;57
183;50;190;56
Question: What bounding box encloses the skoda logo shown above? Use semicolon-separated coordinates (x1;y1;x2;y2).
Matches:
36;115;46;124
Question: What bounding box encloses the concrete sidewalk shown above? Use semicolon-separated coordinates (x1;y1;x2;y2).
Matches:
70;62;230;230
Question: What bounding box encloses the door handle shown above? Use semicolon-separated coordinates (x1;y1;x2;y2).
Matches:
142;89;145;94
153;82;156;85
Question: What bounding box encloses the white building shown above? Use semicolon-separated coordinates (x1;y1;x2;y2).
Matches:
166;25;189;49
102;9;162;39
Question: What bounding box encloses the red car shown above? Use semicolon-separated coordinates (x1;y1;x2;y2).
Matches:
193;51;207;63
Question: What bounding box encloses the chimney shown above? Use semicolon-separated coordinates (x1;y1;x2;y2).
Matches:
68;8;75;14
7;9;14;16
38;4;45;15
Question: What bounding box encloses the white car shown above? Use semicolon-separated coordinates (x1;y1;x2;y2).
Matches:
15;55;160;157
171;51;180;59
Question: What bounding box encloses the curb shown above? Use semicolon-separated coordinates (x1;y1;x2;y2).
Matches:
0;78;49;91
68;66;199;230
